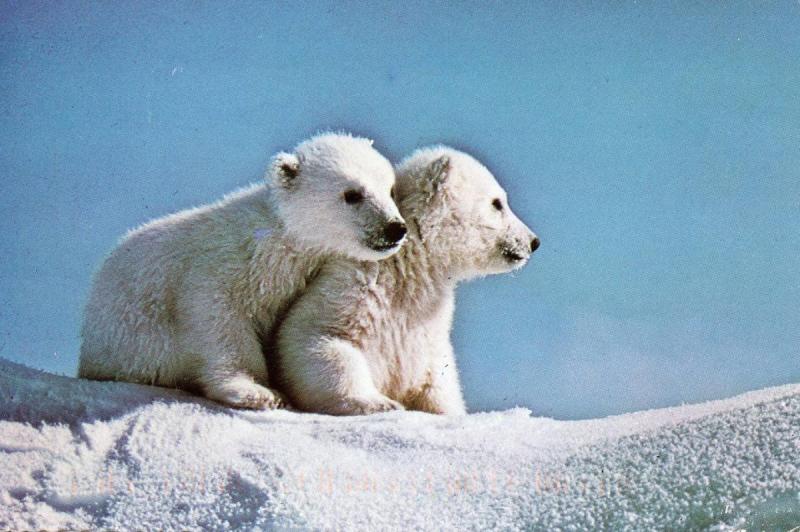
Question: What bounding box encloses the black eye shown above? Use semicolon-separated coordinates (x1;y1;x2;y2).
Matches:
492;198;503;211
344;190;364;205
390;186;396;200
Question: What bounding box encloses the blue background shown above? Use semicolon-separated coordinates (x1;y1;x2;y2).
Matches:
2;1;798;419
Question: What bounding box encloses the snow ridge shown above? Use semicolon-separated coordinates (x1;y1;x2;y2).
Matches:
1;358;798;530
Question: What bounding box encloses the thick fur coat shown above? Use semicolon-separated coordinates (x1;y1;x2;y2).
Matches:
276;147;539;415
78;133;404;408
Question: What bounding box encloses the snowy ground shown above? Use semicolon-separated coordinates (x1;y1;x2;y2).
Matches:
1;358;798;531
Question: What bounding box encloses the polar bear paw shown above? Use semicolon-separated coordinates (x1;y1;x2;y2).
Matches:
206;377;286;410
327;395;405;416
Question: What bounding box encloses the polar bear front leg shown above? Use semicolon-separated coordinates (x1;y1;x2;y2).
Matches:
281;337;404;416
409;345;467;416
202;373;286;409
181;300;285;410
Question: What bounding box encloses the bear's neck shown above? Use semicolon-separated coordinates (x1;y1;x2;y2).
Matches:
376;230;458;314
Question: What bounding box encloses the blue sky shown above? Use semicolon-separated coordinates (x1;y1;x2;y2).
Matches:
1;1;798;419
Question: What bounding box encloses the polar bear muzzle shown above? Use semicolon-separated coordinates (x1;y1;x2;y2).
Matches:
365;218;407;252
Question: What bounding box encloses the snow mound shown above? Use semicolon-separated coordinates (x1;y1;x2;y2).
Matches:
1;358;798;530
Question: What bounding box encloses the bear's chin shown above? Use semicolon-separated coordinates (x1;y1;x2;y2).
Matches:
480;254;529;276
345;242;403;262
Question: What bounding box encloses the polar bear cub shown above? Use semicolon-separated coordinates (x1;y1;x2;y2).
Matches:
79;133;406;409
276;147;539;415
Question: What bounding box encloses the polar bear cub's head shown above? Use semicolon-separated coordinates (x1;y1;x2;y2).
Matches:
396;146;539;278
269;133;406;261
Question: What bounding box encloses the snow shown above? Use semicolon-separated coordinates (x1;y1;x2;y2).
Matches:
1;358;798;530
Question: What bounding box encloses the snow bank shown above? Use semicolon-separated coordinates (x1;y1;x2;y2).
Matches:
1;358;798;530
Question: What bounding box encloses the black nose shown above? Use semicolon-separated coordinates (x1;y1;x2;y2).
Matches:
383;221;407;243
530;237;540;253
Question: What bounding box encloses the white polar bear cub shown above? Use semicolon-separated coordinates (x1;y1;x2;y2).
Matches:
79;133;406;409
276;147;539;415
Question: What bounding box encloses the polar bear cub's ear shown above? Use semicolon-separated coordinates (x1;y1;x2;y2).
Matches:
423;155;451;197
269;152;301;189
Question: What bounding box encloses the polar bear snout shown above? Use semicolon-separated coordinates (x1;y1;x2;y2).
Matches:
383;220;407;244
499;230;538;266
500;242;529;263
366;218;407;252
494;208;538;266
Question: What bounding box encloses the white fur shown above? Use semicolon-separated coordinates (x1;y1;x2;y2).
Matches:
276;147;538;415
78;133;403;408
